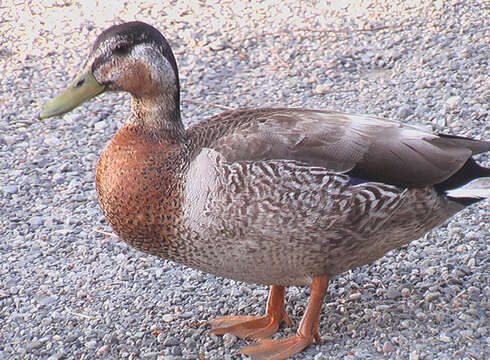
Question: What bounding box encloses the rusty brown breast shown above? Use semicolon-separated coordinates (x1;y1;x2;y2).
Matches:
95;123;188;258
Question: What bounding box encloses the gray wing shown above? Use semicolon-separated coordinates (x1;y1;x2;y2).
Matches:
188;108;490;187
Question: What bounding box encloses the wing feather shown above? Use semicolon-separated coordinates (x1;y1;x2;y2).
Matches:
188;108;490;187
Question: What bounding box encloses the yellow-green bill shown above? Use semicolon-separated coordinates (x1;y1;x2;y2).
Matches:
40;67;105;119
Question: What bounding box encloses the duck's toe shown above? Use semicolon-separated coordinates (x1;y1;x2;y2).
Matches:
209;314;288;340
238;334;315;360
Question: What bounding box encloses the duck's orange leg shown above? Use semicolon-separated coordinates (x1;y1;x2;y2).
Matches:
209;285;292;340
239;275;329;360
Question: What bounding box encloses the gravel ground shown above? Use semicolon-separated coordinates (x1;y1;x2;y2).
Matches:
1;1;489;359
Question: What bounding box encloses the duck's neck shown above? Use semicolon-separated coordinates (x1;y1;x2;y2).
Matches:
130;93;185;141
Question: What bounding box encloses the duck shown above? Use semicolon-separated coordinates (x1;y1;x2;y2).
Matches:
40;21;490;360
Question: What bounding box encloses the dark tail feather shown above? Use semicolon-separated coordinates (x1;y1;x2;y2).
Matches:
435;158;490;191
436;158;490;206
436;134;490;155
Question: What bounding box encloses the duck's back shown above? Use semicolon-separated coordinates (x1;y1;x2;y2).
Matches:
189;108;489;188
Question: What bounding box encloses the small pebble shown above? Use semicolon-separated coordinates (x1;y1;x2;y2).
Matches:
424;291;441;302
439;333;452;343
386;288;401;300
3;185;18;194
349;293;361;301
400;320;411;328
397;105;412;119
446;95;461;109
97;345;110;355
163;336;180;346
222;333;237;347
85;340;97;349
209;39;227;51
315;84;330;94
383;341;395;354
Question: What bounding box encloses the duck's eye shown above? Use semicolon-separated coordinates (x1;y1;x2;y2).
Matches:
113;42;131;55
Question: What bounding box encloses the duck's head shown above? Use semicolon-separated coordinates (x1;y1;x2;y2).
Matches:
41;21;181;128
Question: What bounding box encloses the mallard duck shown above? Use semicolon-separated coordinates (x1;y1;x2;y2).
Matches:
41;21;490;360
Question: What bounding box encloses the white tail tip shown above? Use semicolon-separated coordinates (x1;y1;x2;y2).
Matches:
446;178;490;199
